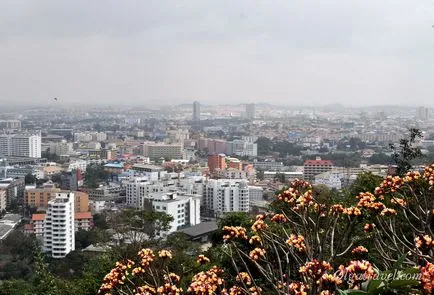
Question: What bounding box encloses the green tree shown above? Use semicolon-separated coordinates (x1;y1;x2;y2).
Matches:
24;173;36;184
389;128;422;175
255;137;273;156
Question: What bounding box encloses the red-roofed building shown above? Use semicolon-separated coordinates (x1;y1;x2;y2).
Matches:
75;212;93;231
26;211;93;236
24;223;34;235
304;157;333;181
31;213;46;236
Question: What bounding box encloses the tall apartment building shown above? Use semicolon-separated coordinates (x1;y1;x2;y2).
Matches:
142;142;183;160
227;140;257;157
193;101;200;122
25;188;89;213
0;132;41;158
43;192;75;258
0;120;21;131
417;106;430;121
126;176;166;208
48;140;73;155
0;178;25;206
0;189;7;212
204;179;250;216
245;103;256;120
208;153;226;172
167;129;189;143
150;192;201;233
303;157;333;181
74;132;107;142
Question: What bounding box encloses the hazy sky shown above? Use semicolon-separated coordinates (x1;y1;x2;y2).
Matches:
1;1;434;107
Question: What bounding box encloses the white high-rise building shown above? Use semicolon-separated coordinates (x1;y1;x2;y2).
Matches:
0;132;41;158
150;192;201;233
43;192;75;258
204;179;250;216
126;176;166;208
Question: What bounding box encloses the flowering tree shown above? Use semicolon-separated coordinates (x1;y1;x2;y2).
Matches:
99;164;434;294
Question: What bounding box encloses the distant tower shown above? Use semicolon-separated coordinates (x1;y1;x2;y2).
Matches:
193;101;200;122
416;106;429;120
246;103;255;120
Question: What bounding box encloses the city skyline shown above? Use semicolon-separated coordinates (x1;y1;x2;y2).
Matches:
1;1;434;107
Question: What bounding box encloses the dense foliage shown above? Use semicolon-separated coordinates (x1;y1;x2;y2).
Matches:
96;164;434;294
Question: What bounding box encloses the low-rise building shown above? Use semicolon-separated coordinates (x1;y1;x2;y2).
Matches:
149;192;201;234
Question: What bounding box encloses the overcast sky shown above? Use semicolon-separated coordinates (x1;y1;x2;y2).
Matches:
1;1;434;107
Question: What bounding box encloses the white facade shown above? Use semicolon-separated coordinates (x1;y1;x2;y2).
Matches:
150;192;201;233
74;132;107;142
314;172;343;190
204;179;250;216
43;192;75;258
126;176;166;208
0;189;6;212
227;140;257;157
0;132;41;158
248;186;264;202
68;160;88;172
142;142;183;160
49;141;73;155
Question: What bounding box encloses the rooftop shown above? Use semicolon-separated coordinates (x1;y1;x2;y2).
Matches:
32;213;46;221
75;212;92;219
304;160;333;165
178;221;218;238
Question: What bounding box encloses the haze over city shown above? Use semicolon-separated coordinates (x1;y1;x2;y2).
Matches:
1;0;434;107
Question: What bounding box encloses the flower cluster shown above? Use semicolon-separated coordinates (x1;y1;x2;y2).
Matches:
159;249;173;259
278;188;298;204
157;272;182;295
286;234;307;252
415;235;434;252
270;213;287;223
293;190;315;211
356;192;385;212
188;266;224;295
363;223;376;232
299;259;333;283
421;262;434;293
236;272;252;286
136;285;157;295
223;226;248;242
99;259;135;294
380;208;397;216
342;207;362;217
374;175;404;195
289;179;312;190
319;274;342;291
249;235;262;245
196;255;210;265
403;171;421;183
287;282;309;295
390;197;407;207
329;204;344;214
138;248;155;267
351;246;368;255
337;260;377;288
251;219;268;233
249;248;266;261
423;164;434;187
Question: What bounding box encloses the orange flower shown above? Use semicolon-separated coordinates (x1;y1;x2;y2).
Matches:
421;262;434;293
363;223;375;232
196;254;210;265
286;234;307;252
351;246;368;254
223;226;248;242
159;249;173;259
249;248;266;261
